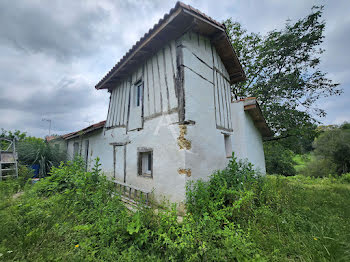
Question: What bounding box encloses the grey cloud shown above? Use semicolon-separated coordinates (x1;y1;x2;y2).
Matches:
0;0;108;60
0;73;108;134
0;0;349;138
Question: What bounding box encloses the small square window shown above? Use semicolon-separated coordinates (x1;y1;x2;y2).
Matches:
224;134;232;158
137;148;153;178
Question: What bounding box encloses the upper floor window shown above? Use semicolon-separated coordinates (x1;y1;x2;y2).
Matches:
134;81;143;107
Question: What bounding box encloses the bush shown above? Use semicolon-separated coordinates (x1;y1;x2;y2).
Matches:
17;164;34;188
301;156;337;177
264;141;296;176
340;173;350;183
313;124;350;174
186;155;261;219
17;137;66;177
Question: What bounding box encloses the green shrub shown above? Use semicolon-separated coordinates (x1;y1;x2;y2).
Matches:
17;164;34;188
186;155;261;220
313;124;350;174
264;141;296;176
17;137;66;177
340;173;350;183
301;156;337;177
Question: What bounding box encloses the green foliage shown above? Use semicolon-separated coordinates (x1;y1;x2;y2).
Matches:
0;158;349;261
224;6;341;147
17;164;34;188
340;173;350;183
301;156;337;177
313;123;350;174
186;157;350;261
247;175;350;261
0;128;27;141
0;128;27;151
17;137;66;177
264;141;296;176
186;155;260;219
293;154;310;173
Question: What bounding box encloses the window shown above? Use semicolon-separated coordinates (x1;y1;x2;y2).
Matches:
73;142;79;157
134;81;143;107
224;134;232;158
137;148;153;178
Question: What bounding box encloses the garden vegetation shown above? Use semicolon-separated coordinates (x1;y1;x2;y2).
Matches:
0;157;349;261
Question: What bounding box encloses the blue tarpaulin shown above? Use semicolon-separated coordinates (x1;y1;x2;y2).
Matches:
30;164;40;178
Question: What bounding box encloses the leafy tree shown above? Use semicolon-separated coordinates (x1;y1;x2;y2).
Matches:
224;6;342;147
0;129;27;141
263;142;296;176
313;123;350;174
0;129;27;150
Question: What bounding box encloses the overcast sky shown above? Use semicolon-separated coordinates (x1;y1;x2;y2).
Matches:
0;0;349;138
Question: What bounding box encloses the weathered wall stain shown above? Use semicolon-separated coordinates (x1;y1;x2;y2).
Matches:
178;168;191;177
177;125;191;150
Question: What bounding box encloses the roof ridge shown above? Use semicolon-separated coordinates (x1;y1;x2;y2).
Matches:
95;1;226;89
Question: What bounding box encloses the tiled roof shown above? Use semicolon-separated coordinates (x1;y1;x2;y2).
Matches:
62;120;106;140
95;1;245;89
233;97;273;138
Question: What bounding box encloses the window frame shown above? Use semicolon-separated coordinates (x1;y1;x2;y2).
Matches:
223;134;233;158
134;80;143;108
137;147;153;178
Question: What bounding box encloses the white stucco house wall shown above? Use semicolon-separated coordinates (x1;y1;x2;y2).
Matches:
63;2;272;204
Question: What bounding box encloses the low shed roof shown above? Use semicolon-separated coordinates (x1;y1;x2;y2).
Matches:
236;97;273;138
95;1;245;90
62;120;106;140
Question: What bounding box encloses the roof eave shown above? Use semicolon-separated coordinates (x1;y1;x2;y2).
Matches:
62;121;106;140
243;99;273;138
95;2;245;90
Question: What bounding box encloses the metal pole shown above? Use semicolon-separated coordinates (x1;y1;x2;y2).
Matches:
42;118;52;136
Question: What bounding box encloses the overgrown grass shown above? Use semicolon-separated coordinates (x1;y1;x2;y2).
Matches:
293;154;311;173
0;158;349;261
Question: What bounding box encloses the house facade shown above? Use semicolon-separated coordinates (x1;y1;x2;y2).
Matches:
64;2;272;203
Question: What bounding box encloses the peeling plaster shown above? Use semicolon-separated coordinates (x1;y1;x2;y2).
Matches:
177;125;191;150
178;168;191;177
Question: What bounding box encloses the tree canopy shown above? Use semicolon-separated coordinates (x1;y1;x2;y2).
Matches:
225;6;342;150
313;123;350;174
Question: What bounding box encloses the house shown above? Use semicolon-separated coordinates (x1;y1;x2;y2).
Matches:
62;120;106;164
63;2;272;204
45;135;66;153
